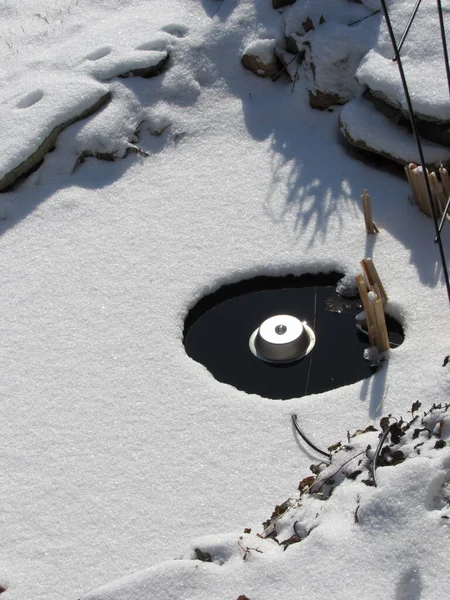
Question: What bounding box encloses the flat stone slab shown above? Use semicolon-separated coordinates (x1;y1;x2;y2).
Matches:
82;48;169;80
340;97;450;168
0;73;111;191
356;0;450;123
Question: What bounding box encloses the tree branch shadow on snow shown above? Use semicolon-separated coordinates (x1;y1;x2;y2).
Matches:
240;77;448;290
241;87;357;248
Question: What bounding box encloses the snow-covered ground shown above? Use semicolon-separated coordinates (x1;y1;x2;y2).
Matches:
1;1;450;599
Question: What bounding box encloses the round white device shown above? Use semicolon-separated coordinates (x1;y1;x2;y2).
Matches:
249;314;316;363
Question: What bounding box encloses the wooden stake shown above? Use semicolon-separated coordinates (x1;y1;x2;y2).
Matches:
429;171;447;216
373;295;390;353
355;274;376;347
440;167;450;200
405;164;417;205
360;258;388;304
361;190;379;234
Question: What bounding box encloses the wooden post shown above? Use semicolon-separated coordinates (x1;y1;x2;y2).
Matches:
439;167;450;200
429;171;446;216
356;261;390;354
361;190;379;234
360;258;388;304
355;274;376;347
373;295;390;352
405;164;420;205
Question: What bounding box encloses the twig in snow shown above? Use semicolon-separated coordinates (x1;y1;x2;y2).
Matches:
313;451;366;494
272;52;300;82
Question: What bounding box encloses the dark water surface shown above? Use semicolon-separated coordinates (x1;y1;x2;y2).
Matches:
184;274;404;400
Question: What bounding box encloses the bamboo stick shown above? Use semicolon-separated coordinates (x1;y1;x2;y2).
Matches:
439;167;450;223
439;167;450;199
361;190;379;234
373;295;390;353
429;171;446;216
405;164;420;205
355;274;376;347
414;167;433;217
360;258;388;304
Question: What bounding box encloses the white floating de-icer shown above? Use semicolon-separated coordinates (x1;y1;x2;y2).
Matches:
249;314;316;364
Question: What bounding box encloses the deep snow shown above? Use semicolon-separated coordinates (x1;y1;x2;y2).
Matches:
0;1;450;600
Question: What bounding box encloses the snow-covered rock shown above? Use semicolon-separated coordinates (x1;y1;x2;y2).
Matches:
303;21;375;109
241;39;281;79
356;0;450;123
340;96;450;167
0;73;110;191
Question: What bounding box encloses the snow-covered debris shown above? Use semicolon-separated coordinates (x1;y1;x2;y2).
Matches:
340;97;450;167
0;73;110;191
80;404;450;600
83;48;169;80
303;20;377;109
284;0;376;40
356;0;450;123
280;1;380;108
241;39;280;79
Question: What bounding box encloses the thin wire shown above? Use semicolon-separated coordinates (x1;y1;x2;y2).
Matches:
392;0;423;61
380;0;450;305
291;414;331;460
303;285;317;397
436;0;450;98
435;195;450;241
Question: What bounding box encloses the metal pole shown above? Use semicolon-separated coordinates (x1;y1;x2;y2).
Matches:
380;0;450;304
437;0;450;98
392;0;423;61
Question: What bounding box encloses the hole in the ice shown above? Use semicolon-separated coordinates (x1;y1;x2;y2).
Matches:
160;23;189;38
183;273;404;400
85;46;112;61
16;89;44;109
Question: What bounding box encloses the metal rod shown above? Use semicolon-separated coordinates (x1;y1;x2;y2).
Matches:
434;0;450;238
392;0;423;61
380;0;450;305
435;195;450;241
437;0;450;99
291;414;331;460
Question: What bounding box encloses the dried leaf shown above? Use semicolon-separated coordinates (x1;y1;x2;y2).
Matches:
194;548;212;563
435;439;447;449
298;475;316;492
281;534;302;550
411;400;422;413
302;17;314;33
380;417;390;431
328;441;342;452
